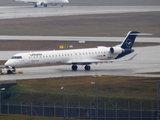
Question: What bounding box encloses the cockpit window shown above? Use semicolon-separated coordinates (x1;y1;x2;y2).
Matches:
11;56;22;59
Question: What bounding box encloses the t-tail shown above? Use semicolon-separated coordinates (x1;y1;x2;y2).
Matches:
121;31;140;49
114;31;152;59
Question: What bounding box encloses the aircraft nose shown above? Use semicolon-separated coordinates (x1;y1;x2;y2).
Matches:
5;60;14;66
5;60;10;66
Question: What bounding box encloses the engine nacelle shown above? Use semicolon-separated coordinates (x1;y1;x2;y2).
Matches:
110;47;124;54
36;2;44;6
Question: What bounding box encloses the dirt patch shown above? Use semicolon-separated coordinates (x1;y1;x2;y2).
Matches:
0;12;160;37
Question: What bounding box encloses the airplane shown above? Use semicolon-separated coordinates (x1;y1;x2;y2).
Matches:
14;0;69;7
5;31;148;71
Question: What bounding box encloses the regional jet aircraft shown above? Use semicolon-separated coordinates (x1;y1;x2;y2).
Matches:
14;0;69;7
5;31;147;71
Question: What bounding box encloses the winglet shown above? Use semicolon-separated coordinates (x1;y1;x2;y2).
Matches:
125;54;138;61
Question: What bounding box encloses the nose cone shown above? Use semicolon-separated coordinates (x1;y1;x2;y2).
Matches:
5;60;15;66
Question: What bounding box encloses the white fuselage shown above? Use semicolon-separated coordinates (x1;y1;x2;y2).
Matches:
15;0;69;3
5;31;142;70
15;0;69;7
5;47;118;67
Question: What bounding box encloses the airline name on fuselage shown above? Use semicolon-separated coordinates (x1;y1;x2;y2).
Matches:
29;53;43;56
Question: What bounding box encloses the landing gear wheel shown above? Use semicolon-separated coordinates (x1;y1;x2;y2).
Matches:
7;70;12;74
72;65;78;71
85;65;91;71
34;4;38;7
44;4;47;7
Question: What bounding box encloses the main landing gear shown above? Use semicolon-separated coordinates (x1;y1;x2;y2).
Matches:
72;65;78;71
84;65;91;71
71;65;91;71
61;4;64;7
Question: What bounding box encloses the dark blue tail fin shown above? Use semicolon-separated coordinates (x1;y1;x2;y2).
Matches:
115;31;139;59
120;31;140;49
115;31;152;59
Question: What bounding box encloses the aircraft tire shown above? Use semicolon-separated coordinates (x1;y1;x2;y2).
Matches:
34;5;38;7
85;65;91;71
72;65;78;71
7;70;12;74
44;4;47;7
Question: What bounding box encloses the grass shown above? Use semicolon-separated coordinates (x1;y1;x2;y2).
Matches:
140;72;160;74
2;75;157;110
19;76;156;97
0;60;6;65
0;12;160;37
0;114;86;120
4;76;157;101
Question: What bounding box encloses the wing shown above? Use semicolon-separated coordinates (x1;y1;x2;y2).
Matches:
65;54;137;65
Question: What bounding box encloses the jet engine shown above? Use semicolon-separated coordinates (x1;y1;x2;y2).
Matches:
110;47;124;54
36;2;44;6
36;1;47;6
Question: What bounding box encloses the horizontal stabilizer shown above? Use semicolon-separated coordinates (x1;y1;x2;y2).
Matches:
130;33;153;36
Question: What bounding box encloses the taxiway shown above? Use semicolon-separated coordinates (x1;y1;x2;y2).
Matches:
0;36;159;42
1;45;160;80
0;6;160;19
